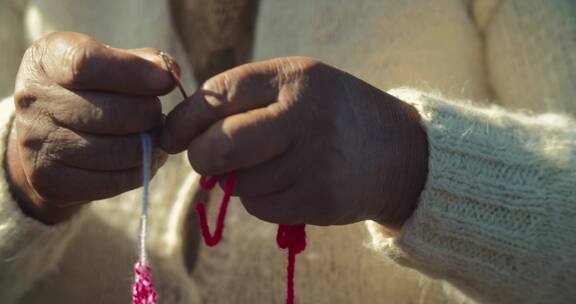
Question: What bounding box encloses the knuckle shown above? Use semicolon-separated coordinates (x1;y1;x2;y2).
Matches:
29;164;61;201
16;43;48;92
23;32;101;86
65;39;98;85
13;90;39;111
20;126;67;179
296;56;322;69
18;122;55;151
23;39;44;62
275;56;323;83
19;135;44;152
294;56;323;73
22;39;48;72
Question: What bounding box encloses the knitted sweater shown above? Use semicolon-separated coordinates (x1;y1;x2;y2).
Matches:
1;0;575;303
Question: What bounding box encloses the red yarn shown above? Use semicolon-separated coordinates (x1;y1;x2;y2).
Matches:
276;224;307;304
160;56;308;302
199;175;219;191
196;173;236;246
195;173;308;304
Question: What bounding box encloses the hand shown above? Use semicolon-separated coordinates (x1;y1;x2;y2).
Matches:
6;32;175;224
162;57;428;230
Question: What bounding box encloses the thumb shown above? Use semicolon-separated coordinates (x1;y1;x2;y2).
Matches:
161;59;282;154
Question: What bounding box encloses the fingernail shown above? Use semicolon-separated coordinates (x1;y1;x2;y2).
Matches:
159;52;182;79
130;49;174;90
134;49;163;66
203;93;224;107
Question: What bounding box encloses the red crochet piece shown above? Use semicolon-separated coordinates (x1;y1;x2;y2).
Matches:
195;172;307;304
132;261;158;304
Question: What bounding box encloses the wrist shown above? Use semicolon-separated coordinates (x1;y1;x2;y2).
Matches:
373;99;429;231
4;123;82;225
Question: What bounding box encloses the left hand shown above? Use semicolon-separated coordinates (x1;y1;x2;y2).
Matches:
161;57;428;230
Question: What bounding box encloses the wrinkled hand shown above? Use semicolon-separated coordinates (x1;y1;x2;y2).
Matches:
162;57;428;230
6;32;175;224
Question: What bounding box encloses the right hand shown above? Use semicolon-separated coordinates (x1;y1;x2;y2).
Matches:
6;32;176;224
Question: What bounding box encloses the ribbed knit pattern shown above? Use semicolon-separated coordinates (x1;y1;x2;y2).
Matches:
369;88;576;303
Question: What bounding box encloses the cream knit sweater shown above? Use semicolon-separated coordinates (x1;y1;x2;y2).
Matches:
0;0;575;303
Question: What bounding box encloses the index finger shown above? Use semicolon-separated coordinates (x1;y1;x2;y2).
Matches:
30;32;177;96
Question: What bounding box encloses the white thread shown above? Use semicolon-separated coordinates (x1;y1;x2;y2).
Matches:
138;133;152;263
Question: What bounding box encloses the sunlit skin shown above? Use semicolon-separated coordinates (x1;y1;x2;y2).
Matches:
162;57;429;230
6;32;173;224
7;32;428;232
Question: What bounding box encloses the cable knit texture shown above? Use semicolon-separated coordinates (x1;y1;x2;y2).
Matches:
368;88;576;303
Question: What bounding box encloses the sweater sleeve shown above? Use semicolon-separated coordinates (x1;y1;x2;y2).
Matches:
367;88;576;304
0;97;85;304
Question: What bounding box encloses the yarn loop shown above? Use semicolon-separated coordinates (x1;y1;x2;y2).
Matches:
196;173;237;246
195;172;307;304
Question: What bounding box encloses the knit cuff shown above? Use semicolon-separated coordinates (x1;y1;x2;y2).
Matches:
0;97;85;303
367;88;576;303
